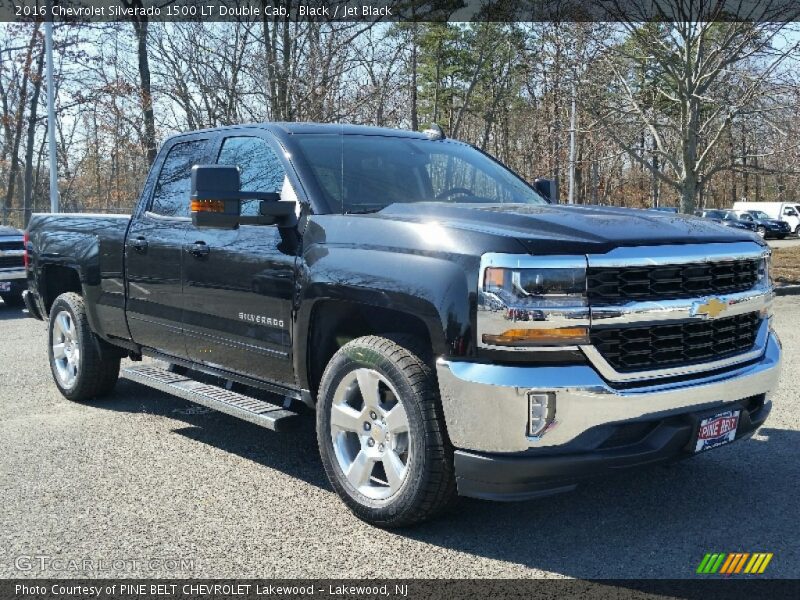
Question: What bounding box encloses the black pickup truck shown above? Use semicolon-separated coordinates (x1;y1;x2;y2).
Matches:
24;123;781;527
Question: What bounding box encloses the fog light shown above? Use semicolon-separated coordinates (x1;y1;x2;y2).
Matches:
528;392;555;437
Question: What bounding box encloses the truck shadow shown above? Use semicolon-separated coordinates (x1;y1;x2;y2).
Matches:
403;427;799;578
0;303;28;319
105;378;329;491
97;381;798;578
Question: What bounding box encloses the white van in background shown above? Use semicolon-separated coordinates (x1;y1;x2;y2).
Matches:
732;201;800;234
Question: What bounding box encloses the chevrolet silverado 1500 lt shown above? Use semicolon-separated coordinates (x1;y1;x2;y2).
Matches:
24;123;781;527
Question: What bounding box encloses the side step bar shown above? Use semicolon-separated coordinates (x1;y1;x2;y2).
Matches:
122;364;301;432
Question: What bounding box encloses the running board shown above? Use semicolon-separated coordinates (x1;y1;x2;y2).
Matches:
122;364;301;432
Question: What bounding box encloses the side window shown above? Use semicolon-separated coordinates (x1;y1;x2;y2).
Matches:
151;139;208;218
217;136;287;216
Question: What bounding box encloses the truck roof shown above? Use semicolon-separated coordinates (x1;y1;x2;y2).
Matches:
166;122;430;143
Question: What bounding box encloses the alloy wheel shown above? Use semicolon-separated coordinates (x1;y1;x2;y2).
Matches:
52;310;80;388
329;368;411;501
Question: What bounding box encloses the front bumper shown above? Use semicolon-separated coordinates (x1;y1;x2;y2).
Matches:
436;330;781;499
454;396;771;501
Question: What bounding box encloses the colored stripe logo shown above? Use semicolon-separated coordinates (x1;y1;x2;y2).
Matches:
697;553;773;575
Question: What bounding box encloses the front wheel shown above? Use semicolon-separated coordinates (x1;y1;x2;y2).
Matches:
756;226;766;238
48;292;120;401
317;335;456;528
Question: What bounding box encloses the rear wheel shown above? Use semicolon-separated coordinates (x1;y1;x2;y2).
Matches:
317;335;456;527
756;226;766;237
795;225;800;236
48;292;120;401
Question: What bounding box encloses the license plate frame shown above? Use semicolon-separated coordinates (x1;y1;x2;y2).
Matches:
694;409;740;453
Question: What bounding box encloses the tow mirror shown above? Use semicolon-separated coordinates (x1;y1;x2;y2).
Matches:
190;165;241;229
534;177;559;204
190;165;297;228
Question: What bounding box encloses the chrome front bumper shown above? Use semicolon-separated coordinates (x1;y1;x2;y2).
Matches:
436;330;781;453
0;268;25;281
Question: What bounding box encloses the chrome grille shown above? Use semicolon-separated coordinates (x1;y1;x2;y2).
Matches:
587;259;759;304
590;312;761;372
0;255;23;269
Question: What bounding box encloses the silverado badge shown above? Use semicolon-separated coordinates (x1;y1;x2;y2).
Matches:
691;297;728;319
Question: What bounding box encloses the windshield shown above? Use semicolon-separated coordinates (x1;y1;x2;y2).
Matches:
293;134;547;214
749;211;770;219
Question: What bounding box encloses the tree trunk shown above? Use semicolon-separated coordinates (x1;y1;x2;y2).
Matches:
410;21;418;131
125;2;157;165
3;24;39;224
23;41;46;227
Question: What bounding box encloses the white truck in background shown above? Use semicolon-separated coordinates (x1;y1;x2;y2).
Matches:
733;201;800;235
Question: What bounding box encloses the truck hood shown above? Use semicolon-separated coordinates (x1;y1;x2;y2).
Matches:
375;202;760;254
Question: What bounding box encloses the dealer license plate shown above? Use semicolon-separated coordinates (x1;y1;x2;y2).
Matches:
694;409;740;453
0;282;10;292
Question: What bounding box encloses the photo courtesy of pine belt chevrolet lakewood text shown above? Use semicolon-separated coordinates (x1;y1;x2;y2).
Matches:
22;123;781;527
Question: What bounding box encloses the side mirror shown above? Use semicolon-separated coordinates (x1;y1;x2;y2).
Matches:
534;177;559;204
191;165;242;229
191;165;297;228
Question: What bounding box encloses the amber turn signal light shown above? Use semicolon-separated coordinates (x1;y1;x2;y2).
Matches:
482;326;589;347
191;199;226;213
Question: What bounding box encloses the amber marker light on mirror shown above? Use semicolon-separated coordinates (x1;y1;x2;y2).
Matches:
191;200;226;213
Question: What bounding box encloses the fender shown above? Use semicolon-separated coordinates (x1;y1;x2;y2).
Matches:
27;213;132;344
293;244;478;394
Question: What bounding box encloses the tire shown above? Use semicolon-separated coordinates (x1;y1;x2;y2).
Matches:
756;226;766;238
317;335;456;528
48;292;120;401
0;291;24;307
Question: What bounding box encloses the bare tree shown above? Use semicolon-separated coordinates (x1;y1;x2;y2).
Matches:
588;14;800;212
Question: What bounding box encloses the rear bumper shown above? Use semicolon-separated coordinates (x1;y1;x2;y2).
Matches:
0;268;26;281
454;397;771;501
436;329;780;500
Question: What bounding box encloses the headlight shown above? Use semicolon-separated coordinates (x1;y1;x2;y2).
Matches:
478;256;590;349
758;255;772;286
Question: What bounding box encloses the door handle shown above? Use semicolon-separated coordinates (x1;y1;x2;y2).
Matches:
188;241;210;258
131;237;148;252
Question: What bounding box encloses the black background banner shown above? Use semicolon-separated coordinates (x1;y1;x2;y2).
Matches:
3;0;800;23
2;580;800;600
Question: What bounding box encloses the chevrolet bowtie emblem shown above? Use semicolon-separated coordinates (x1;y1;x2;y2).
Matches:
692;297;728;319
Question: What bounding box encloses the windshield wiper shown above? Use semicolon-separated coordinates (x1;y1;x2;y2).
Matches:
345;207;384;215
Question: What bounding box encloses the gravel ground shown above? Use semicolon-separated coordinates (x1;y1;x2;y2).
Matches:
0;298;798;579
767;237;800;250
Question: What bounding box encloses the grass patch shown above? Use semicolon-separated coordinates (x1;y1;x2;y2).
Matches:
772;245;800;284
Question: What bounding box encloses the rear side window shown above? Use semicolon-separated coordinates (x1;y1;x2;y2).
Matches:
217;136;286;216
151;139;208;217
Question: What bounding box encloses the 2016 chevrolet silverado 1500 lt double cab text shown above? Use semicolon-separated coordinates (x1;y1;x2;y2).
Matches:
24;124;781;527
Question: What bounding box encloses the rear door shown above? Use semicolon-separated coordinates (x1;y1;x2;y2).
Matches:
182;131;298;386
125;134;215;358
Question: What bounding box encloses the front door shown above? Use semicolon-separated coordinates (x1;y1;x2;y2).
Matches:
125;135;214;359
182;133;298;386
